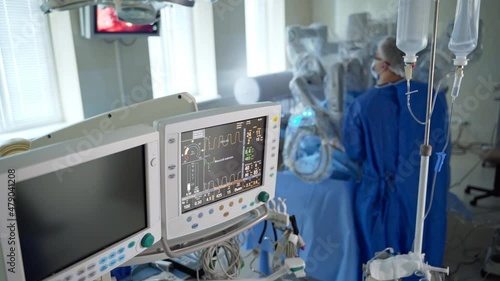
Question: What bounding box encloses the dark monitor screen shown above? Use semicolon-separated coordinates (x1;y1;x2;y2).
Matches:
180;117;267;213
16;146;147;281
95;5;159;34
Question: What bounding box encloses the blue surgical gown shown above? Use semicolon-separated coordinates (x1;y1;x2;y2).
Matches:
342;80;450;276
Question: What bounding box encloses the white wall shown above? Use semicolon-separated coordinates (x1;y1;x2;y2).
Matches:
201;0;316;110
333;0;398;39
69;10;153;118
285;0;313;27
210;0;247;107
312;0;336;40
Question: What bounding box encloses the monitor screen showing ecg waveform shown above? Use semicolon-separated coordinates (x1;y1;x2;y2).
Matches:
180;117;266;213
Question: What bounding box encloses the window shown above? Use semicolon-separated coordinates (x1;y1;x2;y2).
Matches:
0;0;63;135
149;2;218;102
244;0;286;77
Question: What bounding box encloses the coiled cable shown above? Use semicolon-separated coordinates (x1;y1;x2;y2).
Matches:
200;238;242;280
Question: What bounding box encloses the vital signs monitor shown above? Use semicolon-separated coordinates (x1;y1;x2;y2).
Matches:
0;125;162;281
153;102;281;257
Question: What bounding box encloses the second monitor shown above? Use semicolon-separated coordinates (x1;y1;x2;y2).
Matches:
155;103;281;255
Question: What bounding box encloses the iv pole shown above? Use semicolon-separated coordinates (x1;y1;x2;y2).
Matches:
413;0;440;257
366;2;452;277
366;1;451;279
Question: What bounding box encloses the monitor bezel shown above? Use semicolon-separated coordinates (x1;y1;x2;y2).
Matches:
155;103;281;247
0;124;162;281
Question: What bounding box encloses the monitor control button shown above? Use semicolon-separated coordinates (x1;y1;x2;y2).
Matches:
118;255;126;262
99;265;108;272
257;191;270;203
141;233;155;248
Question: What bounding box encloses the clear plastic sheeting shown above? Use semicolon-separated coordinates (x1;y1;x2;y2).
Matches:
283;105;358;183
282;24;360;183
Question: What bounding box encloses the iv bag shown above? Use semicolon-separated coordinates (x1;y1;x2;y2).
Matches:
448;0;481;65
396;0;432;64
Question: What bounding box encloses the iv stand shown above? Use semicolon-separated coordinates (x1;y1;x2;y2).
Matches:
413;0;440;255
366;2;451;279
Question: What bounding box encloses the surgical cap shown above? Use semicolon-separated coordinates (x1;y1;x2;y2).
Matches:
378;36;405;77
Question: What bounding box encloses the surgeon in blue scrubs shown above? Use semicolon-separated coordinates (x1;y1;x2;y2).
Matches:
342;36;450;276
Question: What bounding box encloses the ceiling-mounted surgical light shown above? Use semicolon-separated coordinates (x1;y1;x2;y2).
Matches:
112;1;162;24
40;0;216;13
160;0;194;7
40;0;217;24
40;0;96;13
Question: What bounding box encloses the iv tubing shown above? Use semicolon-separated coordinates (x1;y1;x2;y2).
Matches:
407;92;426;125
414;0;440;255
432;71;455;114
425;99;455;219
408;69;454;126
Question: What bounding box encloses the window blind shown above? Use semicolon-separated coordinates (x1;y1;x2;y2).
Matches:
0;0;63;134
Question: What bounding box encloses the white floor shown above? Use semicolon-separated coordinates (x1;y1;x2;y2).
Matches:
444;151;500;281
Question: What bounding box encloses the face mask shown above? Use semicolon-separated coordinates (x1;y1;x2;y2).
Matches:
370;60;379;81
